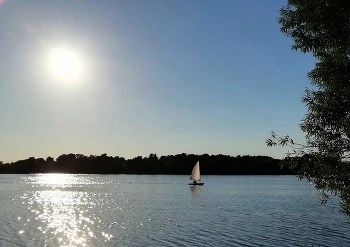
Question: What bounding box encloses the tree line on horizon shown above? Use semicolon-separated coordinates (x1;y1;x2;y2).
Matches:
0;153;295;175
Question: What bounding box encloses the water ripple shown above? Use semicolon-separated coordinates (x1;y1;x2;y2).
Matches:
0;174;349;246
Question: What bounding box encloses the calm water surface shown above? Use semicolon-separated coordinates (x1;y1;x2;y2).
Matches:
0;174;349;247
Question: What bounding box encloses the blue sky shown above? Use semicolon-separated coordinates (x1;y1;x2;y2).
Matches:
0;0;315;162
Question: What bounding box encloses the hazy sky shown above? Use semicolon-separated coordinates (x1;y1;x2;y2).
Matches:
0;0;315;162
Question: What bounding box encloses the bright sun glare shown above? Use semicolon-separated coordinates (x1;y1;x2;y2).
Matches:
49;48;82;81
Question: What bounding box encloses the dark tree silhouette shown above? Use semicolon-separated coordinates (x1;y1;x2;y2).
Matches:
0;153;293;176
267;0;350;216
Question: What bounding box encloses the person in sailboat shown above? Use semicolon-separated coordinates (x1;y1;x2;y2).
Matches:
193;180;197;185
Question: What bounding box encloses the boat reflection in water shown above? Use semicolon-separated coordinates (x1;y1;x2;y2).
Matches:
190;184;201;195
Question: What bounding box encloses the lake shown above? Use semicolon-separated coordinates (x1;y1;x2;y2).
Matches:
0;174;349;247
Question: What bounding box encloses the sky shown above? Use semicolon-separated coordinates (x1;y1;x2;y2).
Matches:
0;0;316;163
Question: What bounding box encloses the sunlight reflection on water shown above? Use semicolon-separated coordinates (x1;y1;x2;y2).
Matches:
19;174;113;246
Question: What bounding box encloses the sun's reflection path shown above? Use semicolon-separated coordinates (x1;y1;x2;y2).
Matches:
33;191;90;246
21;174;113;246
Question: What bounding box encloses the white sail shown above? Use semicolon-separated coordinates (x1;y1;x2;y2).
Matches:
190;161;200;181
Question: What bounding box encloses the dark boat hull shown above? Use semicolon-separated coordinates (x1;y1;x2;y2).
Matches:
189;183;204;186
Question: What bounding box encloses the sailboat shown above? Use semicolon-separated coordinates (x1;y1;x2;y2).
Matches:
189;161;204;185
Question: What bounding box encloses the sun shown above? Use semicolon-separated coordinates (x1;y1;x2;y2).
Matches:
49;48;82;81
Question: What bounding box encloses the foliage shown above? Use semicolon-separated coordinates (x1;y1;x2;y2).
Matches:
267;0;350;216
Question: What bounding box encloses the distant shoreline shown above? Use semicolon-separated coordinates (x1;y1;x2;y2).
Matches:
0;153;294;175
